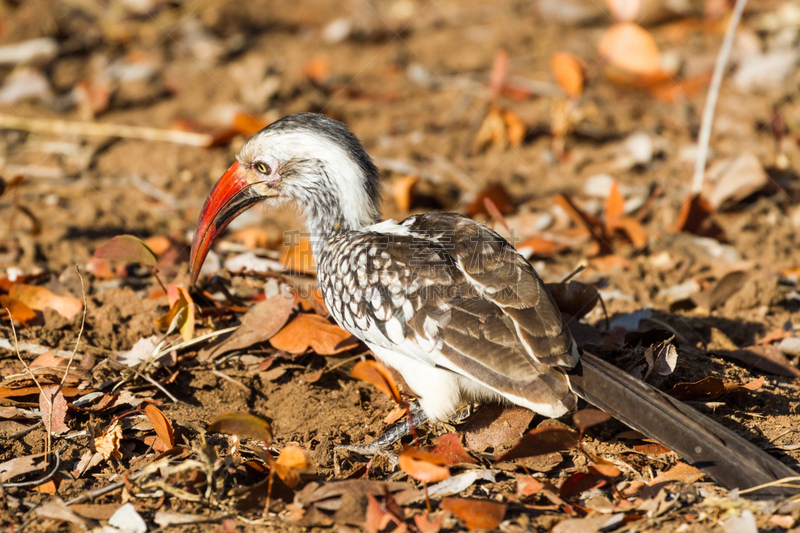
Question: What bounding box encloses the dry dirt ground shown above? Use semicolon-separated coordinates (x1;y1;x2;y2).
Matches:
2;0;800;531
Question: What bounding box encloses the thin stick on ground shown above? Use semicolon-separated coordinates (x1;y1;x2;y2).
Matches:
53;265;87;400
0;114;213;147
691;0;748;194
5;308;50;458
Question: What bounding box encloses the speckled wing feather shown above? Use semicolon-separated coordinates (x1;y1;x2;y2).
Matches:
317;211;579;411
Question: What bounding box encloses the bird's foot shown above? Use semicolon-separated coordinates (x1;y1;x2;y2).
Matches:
431;403;473;435
335;402;429;456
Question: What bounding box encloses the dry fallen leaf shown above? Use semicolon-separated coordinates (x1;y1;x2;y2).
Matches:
546;281;599;320
598;23;661;78
559;471;608;497
670;192;726;241
229;227;275;249
551;51;585;98
516;236;568;257
270;313;358;355
572;409;611;432
496;426;579;462
0;453;52;483
207;412;273;446
9;284;82;321
39;385;69;435
398;446;450;483
441;498;506;531
466;183;514;218
472;108;526;152
168;285;195;342
0;294;40;326
303;56;331;83
95;421;123;460
277;445;310;470
143;404;175;449
667;376;764;401
281;236;316;275
429;434;477;466
393;174;420;213
200;293;294;361
93;234;158;267
352;360;403;404
706;152;769;209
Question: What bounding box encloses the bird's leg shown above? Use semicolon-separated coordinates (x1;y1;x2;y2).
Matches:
336;402;429;456
336;403;476;457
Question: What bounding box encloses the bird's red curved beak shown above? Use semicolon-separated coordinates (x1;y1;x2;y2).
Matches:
189;161;275;284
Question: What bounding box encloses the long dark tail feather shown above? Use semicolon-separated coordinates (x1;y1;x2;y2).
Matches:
568;351;798;498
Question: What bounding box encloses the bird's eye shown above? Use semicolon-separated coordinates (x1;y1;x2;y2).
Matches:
255;162;270;174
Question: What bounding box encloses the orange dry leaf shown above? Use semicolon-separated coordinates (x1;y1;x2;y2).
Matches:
550;51;585;98
271;445;310;489
143;404;175;449
229;227;275;249
516;237;568;257
488;49;509;101
352;360;402;404
276;445;310;471
441;498;507;531
9;284;82;321
155;285;195;341
473;108;527;151
671;192;725;241
281;236;316;275
633;443;673;455
143;236;172;256
398;446;450;483
466;183;513;218
647;72;711;103
598;23;661;78
34;477;61;495
231;112;269;136
0;295;40;326
604;181;647;248
504;110;526;147
429;433;477;466
269;313;358;355
393;174;420;213
667;376;764;401
303;56;331;83
297;286;328;316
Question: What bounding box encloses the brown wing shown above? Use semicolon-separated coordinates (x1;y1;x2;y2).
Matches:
319;212;578;411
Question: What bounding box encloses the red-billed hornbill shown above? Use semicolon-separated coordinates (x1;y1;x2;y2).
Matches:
191;113;796;496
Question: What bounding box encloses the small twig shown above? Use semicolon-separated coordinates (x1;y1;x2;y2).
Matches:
0;339;74;359
52;265;87;430
149;266;168;293
124;366;180;404
560;264;586;284
1;449;61;488
148;515;233;533
3;420;42;440
0;114;213;146
5;308;50;457
691;0;748;194
211;369;251;394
